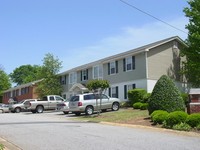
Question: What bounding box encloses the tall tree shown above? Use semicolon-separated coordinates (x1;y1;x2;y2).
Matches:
0;68;11;102
10;65;42;85
182;0;200;87
36;53;63;98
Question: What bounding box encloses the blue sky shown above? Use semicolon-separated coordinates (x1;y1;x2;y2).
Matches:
0;0;189;74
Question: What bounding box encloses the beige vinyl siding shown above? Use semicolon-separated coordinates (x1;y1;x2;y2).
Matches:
104;53;147;84
147;40;182;81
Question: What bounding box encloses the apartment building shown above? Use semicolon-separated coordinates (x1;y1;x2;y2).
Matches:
2;79;42;104
58;36;188;101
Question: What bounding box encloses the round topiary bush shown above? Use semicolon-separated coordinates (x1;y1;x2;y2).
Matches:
133;102;143;109
148;75;185;115
151;110;169;124
166;111;188;127
186;113;200;128
140;103;148;110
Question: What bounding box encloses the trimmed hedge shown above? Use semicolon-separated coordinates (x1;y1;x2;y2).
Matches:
128;88;147;105
151;110;169;124
133;102;148;110
166;111;188;127
186;113;200;128
133;102;143;109
148;75;185;114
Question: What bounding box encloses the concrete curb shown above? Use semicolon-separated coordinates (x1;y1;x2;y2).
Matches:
0;137;21;150
99;121;200;137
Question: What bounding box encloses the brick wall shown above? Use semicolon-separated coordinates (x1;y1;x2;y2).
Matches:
187;103;200;114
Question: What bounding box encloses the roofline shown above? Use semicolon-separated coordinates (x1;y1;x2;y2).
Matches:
59;36;187;75
4;79;43;92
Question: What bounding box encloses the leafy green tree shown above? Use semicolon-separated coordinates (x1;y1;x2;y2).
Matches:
148;75;185;114
0;68;11;102
36;53;63;98
182;0;200;87
87;79;110;114
10;65;42;85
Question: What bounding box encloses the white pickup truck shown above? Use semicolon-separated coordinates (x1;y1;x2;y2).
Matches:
24;95;65;113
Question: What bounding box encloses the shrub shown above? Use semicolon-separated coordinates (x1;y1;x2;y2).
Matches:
196;124;200;130
172;122;191;131
128;88;147;105
140;103;148;110
148;75;185;114
166;111;188;127
151;110;169;124
133;102;143;109
186;113;200;128
143;93;151;103
181;93;189;106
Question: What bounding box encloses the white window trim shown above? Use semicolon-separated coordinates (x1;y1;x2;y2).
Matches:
126;56;132;71
69;72;77;84
110;61;116;75
82;69;87;81
93;65;103;79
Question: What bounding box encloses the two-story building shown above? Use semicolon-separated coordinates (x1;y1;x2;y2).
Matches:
58;36;188;101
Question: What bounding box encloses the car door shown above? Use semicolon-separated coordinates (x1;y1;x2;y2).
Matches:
48;96;56;109
100;94;109;109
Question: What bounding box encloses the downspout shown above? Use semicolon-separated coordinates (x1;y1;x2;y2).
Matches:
145;49;149;92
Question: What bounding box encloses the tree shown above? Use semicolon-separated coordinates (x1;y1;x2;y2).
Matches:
10;65;42;85
36;53;63;98
148;75;185;114
182;0;200;87
86;79;110;115
0;69;11;102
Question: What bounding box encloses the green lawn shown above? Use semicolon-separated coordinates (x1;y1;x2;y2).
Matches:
75;108;149;123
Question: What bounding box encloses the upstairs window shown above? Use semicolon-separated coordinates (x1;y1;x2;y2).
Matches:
69;72;77;84
93;65;103;79
123;56;135;71
108;61;118;75
81;69;88;81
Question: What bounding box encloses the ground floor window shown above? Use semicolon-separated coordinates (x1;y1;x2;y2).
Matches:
124;84;136;99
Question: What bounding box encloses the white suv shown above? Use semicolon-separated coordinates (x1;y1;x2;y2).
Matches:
69;93;121;116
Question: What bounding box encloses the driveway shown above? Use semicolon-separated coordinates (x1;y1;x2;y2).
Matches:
0;111;200;150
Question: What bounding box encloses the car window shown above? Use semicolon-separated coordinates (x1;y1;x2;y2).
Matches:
101;94;108;99
84;94;95;100
49;96;55;101
70;96;79;102
55;96;64;101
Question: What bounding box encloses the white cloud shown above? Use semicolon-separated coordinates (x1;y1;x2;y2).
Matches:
60;16;188;72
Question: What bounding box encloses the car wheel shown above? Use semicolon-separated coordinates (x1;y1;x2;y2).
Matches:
85;106;94;115
36;106;44;113
63;111;69;114
75;112;81;116
15;107;21;113
112;102;119;111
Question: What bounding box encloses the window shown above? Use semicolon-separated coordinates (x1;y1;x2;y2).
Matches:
93;65;103;79
69;72;77;84
123;56;135;71
108;61;118;75
69;96;79;102
49;96;55;101
81;69;88;81
60;75;66;85
124;84;136;99
109;86;119;98
84;94;95;100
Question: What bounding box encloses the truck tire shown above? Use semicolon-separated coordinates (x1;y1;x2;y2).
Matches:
36;106;44;113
